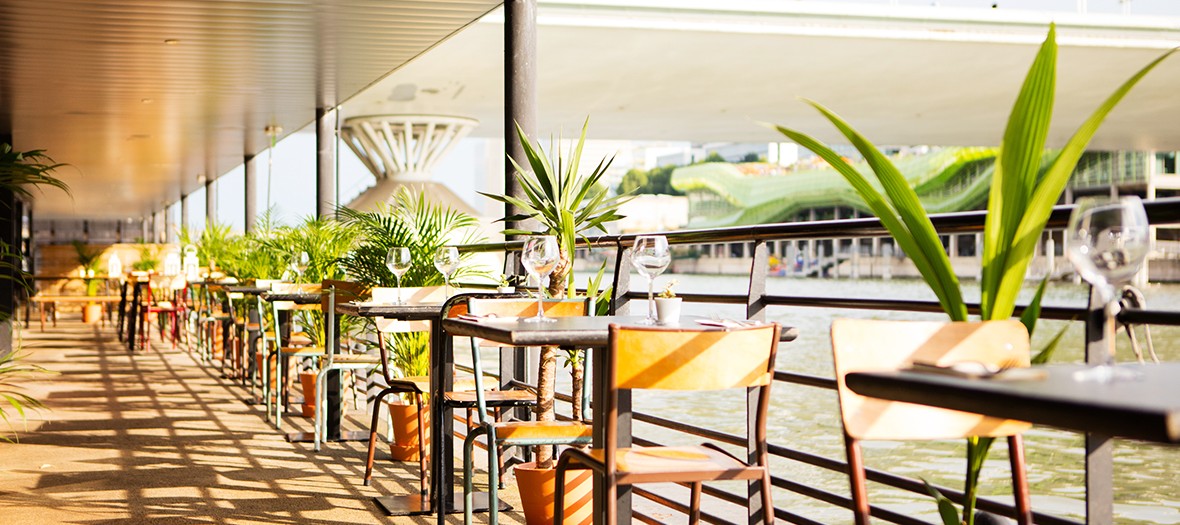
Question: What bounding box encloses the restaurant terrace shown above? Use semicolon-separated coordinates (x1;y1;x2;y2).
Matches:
3;2;1180;525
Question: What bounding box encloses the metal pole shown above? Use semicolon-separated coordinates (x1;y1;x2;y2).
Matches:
504;0;537;235
316;106;336;219
245;154;257;232
1084;286;1113;524
180;194;189;233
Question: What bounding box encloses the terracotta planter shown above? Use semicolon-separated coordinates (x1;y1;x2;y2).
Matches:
387;400;429;461
514;461;593;525
82;303;103;324
299;372;317;418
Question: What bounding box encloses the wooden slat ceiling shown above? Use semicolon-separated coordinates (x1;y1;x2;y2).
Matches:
0;0;501;219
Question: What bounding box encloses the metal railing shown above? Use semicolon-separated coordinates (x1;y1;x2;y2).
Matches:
455;197;1180;525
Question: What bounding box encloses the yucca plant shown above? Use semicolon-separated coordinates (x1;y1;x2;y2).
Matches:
773;24;1174;524
338;187;485;377
480;117;632;297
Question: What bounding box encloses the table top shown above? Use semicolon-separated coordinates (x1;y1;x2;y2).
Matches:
336;301;443;320
31;295;121;302
261;292;322;304
845;362;1180;444
225;286;269;295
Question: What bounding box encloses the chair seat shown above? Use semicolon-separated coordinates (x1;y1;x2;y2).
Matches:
287;334;313;346
574;446;762;484
445;389;536;407
495;420;592;443
280;346;325;356
388;375;479;394
244;323;262;331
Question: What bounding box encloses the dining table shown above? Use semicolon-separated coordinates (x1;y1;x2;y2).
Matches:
845;362;1180;524
435;313;799;525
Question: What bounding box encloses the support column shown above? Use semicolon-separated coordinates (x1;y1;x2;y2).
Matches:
316;106;336;219
245;154;258;232
180;194;189;233
504;0;537;236
205;178;217;226
163;205;172;243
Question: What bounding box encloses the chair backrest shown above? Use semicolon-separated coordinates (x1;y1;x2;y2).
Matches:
467;297;588;318
603;323;781;476
609;324;780;391
830;318;1031;441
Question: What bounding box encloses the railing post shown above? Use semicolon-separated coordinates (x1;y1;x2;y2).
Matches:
747;240;770;524
1084;285;1113;524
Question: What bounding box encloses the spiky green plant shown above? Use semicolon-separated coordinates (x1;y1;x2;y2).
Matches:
338;188;485;378
0;351;53;442
773;24;1174;524
480;117;632;297
0;144;70;200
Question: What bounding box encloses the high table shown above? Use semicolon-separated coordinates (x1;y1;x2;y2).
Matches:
28;294;120;330
260;290;362;444
845;362;1180;524
335;300;457;516
435;315;808;525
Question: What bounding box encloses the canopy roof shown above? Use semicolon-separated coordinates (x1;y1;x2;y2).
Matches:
6;1;1180;220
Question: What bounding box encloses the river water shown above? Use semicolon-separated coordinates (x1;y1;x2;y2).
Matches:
617;273;1180;524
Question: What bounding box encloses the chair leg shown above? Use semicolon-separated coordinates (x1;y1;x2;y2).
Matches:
463;427;485;525
364;387;397;486
761;468;774;525
1008;435;1033;525
845;434;871;525
689;482;702;525
487;430;500;525
554;459;567;525
314;369;326;451
415;393;429;496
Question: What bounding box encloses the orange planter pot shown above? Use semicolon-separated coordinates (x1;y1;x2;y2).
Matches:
387;400;429;461
299;372;317;418
82;303;103;324
514;461;593;525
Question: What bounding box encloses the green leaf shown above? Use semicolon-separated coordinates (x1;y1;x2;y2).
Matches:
922;479;963;525
981;26;1056;320
1032;321;1070;365
1019;277;1050;336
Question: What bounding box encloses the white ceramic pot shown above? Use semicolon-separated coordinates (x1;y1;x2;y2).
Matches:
654;297;682;325
497;286;516;294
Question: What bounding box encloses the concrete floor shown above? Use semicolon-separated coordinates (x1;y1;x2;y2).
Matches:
0;318;526;524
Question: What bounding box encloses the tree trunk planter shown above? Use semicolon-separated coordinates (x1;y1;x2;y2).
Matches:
387;400;428;461
514;461;593;525
82;303;103;324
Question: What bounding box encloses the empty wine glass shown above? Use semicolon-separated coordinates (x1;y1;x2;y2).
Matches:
434;246;460;297
1066;195;1150;382
295;251;310;279
521;236;560;323
385;247;412;304
630;235;671;324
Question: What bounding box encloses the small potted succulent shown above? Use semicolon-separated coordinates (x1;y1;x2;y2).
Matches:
497;274;515;294
654;279;681;325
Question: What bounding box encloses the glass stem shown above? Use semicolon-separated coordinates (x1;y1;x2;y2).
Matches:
537;274;546;319
647;278;655;321
395;275;402;304
1105;298;1119;367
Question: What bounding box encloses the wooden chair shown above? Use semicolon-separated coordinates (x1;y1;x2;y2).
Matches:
461;296;591;525
313;280;379;450
139;275;180;350
830;319;1034;525
554;323;781;525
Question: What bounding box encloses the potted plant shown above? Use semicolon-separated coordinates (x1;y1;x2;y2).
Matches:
654;279;681;325
496;274;515;294
772;24;1174;524
338;187;485;458
71;241;105;323
481;118;632;524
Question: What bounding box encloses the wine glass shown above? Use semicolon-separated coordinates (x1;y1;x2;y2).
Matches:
630;235;671;324
1066;195;1150;382
385;247;412;304
294;251;310;280
521;236;560;323
434;246;460;297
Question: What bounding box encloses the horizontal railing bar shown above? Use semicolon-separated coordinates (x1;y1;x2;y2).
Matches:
631;486;738;525
775;370;837;389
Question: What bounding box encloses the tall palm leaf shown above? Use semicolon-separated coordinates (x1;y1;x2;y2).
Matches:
772;23;1173;524
480;117;632;296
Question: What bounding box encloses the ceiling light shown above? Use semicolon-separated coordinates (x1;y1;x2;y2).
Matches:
196;174;207;184
141;98;153;104
264;125;283;136
164;39;180;45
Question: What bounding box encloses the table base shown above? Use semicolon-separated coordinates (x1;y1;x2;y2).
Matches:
374;491;511;516
284;430;370;443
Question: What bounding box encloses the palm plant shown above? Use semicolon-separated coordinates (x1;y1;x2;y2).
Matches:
480;117;631;297
772;24;1174;524
481;118;632;470
1;143;68;438
230;210;290;281
71;241;103;296
338;187;485;377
